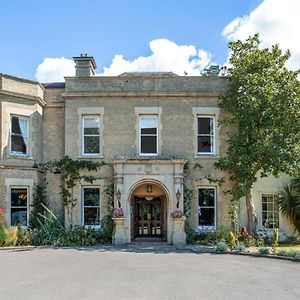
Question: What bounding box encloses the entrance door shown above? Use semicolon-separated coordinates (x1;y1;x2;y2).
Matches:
134;198;162;237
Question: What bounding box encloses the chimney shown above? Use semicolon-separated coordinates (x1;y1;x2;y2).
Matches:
73;54;97;77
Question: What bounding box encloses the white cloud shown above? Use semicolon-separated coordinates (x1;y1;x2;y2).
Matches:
35;57;75;82
222;0;300;70
100;39;212;76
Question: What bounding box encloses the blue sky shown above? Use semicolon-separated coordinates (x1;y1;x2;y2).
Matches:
1;0;299;82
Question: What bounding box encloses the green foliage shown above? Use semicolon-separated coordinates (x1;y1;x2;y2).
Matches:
105;182;114;212
228;231;237;250
278;182;300;233
15;224;27;246
272;228;279;253
235;243;246;253
185;222;196;244
258;247;270;255
215;241;228;253
0;224;6;246
29;204;112;246
216;34;300;228
183;185;193;220
193;162;203;170
36;156;106;227
29;182;48;229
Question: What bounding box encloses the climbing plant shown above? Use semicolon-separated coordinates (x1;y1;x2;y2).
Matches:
35;156;106;227
216;34;300;232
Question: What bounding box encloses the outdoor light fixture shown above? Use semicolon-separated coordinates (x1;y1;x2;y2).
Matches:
116;189;121;200
146;184;152;193
176;189;181;208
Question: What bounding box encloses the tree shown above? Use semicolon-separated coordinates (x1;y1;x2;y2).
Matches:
278;180;300;233
29;181;48;229
216;34;300;233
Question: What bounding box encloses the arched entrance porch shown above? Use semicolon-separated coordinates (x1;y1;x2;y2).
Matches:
128;180;169;242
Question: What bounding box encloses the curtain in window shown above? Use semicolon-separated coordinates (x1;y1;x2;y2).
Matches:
18;118;28;147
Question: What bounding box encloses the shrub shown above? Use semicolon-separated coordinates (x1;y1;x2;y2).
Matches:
277;249;288;257
258;247;270;255
286;250;300;258
185;222;196;244
0;224;6;246
235;243;246;253
272;228;279;253
215;227;231;242
215;241;228;253
228;231;237;250
29;182;47;229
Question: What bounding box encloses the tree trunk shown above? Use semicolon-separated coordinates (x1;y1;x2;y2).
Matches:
245;193;257;233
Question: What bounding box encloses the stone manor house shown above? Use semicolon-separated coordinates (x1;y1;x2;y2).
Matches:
0;55;295;244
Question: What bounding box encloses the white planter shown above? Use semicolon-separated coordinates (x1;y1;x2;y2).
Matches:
112;217;126;245
172;216;186;246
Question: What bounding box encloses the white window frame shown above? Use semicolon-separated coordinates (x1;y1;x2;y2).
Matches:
139;115;158;156
10;186;29;228
261;193;280;229
10;115;29;156
81;115;101;156
198;186;216;231
197;115;215;155
82;186;101;228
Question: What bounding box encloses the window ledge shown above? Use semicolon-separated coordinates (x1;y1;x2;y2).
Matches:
6;155;33;160
197;226;216;232
194;154;216;159
78;155;104;159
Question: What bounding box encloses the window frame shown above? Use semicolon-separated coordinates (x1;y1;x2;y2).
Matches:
9;186;29;228
261;193;280;229
198;186;217;231
139;114;158;156
197;115;216;155
10;114;29;156
81;186;101;228
81;115;101;156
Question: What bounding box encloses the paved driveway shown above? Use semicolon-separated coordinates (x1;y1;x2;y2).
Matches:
0;246;299;300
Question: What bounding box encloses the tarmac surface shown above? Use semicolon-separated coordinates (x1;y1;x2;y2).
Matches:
0;245;299;300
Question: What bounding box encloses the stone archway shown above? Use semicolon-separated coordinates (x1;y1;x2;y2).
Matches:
129;181;169;242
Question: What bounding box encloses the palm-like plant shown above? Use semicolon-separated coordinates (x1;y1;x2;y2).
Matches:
278;182;300;234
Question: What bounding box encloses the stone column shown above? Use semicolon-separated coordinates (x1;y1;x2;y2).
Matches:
172;216;186;246
112;217;126;245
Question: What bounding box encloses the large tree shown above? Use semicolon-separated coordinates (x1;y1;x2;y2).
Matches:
216;34;300;233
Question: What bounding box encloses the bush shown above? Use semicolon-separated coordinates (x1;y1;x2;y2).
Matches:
228;231;237;250
272;228;279;253
286;250;300;258
277;249;288;257
0;224;6;246
235;243;246;253
215;241;228;253
258;247;270;255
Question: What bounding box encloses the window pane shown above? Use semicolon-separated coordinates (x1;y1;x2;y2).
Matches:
141;127;157;135
84;208;100;225
141;136;157;154
141;117;157;129
198;207;215;226
199;189;215;206
11;136;27;154
84;136;100;154
84;117;100;135
198;136;212;153
198;117;212;134
84;188;100;206
11;208;27;226
11;189;28;207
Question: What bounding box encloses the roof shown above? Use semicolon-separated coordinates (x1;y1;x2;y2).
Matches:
42;82;66;89
118;72;179;77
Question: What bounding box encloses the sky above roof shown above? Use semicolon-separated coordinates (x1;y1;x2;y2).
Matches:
1;0;299;82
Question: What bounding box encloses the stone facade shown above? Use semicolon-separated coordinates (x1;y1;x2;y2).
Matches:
0;55;296;244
